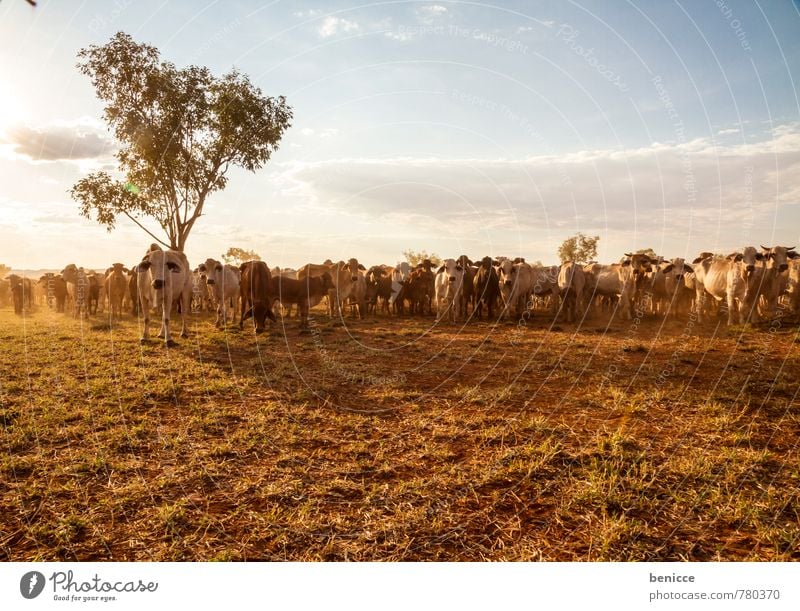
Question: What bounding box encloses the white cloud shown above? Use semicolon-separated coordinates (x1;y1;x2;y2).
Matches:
270;125;800;259
318;15;360;38
0;117;116;165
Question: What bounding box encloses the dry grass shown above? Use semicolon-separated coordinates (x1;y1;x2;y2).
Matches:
1;305;799;561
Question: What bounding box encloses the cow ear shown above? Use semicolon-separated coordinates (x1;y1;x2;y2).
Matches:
662;264;674;273
683;264;694;274
436;265;445;274
137;261;152;272
621;259;631;267
788;251;800;259
358;264;366;270
215;264;223;272
198;264;206;272
166;261;181;273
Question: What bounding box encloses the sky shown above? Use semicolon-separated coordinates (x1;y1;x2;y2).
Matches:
1;0;799;270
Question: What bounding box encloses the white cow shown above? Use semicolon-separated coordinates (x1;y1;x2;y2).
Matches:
558;261;586;323
199;258;241;328
758;245;798;319
659;258;695;318
692;248;763;325
497;259;533;318
583;263;635;320
390;262;412;306
137;244;193;345
434;258;465;322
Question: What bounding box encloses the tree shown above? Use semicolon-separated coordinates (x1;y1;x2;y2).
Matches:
221;247;261;266
557;233;599;264
403;249;441;268
70;32;292;251
0;264;10;278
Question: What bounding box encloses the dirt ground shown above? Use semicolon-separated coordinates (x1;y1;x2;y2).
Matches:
1;304;799;560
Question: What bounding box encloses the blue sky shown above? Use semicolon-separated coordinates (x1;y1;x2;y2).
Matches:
1;0;799;269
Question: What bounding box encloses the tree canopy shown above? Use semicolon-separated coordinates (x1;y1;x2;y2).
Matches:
403;249;442;267
221;247;261;266
557;233;599;265
70;32;292;251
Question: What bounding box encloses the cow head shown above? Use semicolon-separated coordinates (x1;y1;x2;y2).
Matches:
498;259;516;287
320;272;335;291
761;245;796;273
140;249;180;290
623;252;655;274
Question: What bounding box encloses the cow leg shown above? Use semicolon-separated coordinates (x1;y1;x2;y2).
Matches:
180;291;190;338
726;292;737;325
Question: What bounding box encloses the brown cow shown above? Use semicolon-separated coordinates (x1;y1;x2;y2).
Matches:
272;273;335;328
104;263;129;319
239;260;277;334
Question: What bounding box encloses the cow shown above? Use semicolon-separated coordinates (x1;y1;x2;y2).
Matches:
407;263;436;315
622;252;657;313
0;278;9;308
365;266;392;315
434;258;465;322
239;260;277;334
61;264;89;319
758;245;798;319
691;248;763;325
473;256;501;320
86;272;101;315
584;263;635;320
456;255;475;320
199;258;241;328
6;274;31;315
530;265;560;316
271;273;335;328
658;258;695;318
787;258;800;316
104;263;129;319
127;266;140;315
558;261;586;323
136;244;193;345
298;258;364;318
497;259;533;318
390;262;412;308
36;273;67;312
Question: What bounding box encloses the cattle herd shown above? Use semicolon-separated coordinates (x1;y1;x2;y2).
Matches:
2;243;799;345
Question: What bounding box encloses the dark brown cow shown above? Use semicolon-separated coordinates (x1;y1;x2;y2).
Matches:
239;260;277;334
127;267;139;315
473;256;500;319
403;267;435;315
37;273;67;312
456;255;475;319
87;272;101;315
272;273;335;328
365;265;392;315
7;274;31;315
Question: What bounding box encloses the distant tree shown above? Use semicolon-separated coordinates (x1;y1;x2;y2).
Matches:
70;32;292;251
403;249;442;267
0;264;11;278
221;247;261;266
557;233;599;264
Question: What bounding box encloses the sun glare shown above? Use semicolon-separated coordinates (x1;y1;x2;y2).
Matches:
0;78;27;133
